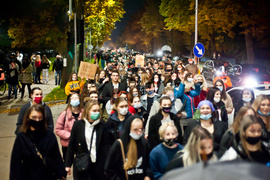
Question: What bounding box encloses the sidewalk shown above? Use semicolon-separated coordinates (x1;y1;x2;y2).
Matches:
0;72;61;113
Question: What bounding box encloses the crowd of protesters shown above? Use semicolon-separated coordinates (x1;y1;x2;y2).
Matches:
9;51;270;180
0;52;63;101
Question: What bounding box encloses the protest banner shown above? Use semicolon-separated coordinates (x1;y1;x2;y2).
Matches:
78;61;98;80
135;55;145;68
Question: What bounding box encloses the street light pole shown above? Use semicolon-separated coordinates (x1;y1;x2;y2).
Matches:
194;0;198;64
74;13;78;72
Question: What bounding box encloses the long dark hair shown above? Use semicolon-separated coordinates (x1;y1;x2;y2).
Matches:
20;104;47;133
214;79;227;100
206;87;221;103
240;88;255;104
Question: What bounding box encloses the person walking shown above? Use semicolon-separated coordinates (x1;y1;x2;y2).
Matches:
41;55;50;84
7;60;19;100
35;55;42;84
20;56;33;99
53;55;63;85
10;104;66;180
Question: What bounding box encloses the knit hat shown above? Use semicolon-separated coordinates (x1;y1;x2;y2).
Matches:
197;100;215;111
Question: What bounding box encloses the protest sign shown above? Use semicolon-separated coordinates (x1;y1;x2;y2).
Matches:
78;61;98;80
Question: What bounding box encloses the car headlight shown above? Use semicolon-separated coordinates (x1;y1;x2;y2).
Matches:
216;70;222;76
243;77;257;87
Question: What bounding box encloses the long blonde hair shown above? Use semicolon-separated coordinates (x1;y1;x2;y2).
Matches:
252;95;270;130
140;72;149;85
123;118;142;170
180;126;216;167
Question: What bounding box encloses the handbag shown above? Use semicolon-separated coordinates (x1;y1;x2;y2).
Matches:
117;139;129;180
74;128;95;173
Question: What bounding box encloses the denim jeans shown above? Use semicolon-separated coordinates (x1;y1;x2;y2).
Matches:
8;84;17;98
55;70;62;85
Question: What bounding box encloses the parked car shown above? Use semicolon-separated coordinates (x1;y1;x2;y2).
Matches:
227;84;270;102
227;64;270;87
202;60;233;81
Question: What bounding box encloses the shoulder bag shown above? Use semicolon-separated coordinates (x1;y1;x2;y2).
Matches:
117;139;129;180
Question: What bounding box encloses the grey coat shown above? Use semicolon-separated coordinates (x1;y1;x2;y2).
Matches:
21;64;33;84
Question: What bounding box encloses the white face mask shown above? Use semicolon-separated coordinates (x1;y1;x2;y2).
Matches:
242;97;251;102
72;77;77;81
187;78;193;82
129;132;142;140
119;107;128;115
214;97;220;103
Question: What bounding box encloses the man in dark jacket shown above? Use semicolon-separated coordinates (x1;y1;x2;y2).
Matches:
102;70;127;104
15;87;54;135
52;55;63;85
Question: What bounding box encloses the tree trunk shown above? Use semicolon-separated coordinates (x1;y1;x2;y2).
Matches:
245;31;255;64
210;31;216;56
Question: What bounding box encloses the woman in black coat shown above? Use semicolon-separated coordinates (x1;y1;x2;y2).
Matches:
148;96;183;150
10;104;66;180
65;100;110;180
207;87;228;129
104;115;152;180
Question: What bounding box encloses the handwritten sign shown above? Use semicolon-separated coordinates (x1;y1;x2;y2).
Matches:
135;55;145;68
78;61;98;80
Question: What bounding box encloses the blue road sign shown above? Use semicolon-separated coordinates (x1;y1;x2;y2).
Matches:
193;43;205;58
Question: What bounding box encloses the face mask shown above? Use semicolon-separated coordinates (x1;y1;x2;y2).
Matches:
187;78;193;82
133;93;138;97
200;151;213;160
213;97;220;103
108;66;113;70
164;138;177;146
258;110;270;117
162;107;172;113
29;119;43;130
119;68;123;71
72;77;77;81
166;69;172;72
198;82;203;86
129;132;142;140
200;114;212;120
33;96;42;104
217;86;223;92
154;78;159;82
177;68;181;71
189;61;193;64
90;112;100;121
147;90;154;95
133;103;142;109
242;98;251;103
128;72;132;75
246;136;261;145
119;107;128;115
70;99;80;107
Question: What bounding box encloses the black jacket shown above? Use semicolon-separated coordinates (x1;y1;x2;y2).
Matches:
52;58;63;71
213;100;228;129
41;62;50;69
106;111;132;145
15;101;54;135
10;130;66;180
65;119;110;180
183;119;226;152
104;115;152;180
148;111;183;149
102;82;127;104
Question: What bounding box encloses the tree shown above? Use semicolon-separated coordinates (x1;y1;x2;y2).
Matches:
7;0;67;53
84;0;125;47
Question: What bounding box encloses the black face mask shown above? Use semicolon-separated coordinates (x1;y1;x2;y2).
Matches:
166;69;172;72
28;119;43;130
246;136;261;145
200;151;213;160
108;66;113;71
162;107;172;113
164;138;177;146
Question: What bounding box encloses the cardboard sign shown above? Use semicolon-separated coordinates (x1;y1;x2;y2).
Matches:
135;55;145;68
78;61;98;80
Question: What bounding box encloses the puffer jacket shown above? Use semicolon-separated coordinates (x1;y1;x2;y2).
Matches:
174;83;200;118
55;108;83;147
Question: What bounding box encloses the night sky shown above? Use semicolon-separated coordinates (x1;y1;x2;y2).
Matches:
109;0;146;43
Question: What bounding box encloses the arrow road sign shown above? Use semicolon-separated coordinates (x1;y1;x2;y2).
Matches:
193;43;205;58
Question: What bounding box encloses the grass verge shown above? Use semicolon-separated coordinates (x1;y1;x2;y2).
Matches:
43;86;66;102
